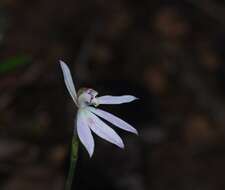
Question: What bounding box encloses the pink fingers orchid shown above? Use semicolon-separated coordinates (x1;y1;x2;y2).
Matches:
60;60;138;157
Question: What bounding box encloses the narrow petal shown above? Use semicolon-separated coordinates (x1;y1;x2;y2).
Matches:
88;107;138;135
85;110;124;148
96;95;138;105
76;110;94;157
60;60;78;105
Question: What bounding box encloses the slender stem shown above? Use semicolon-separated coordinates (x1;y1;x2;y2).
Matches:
65;135;79;190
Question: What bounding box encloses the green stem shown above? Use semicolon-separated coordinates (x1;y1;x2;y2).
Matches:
65;135;79;190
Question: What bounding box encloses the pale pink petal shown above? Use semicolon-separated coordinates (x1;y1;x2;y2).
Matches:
60;60;78;105
96;95;138;105
88;107;138;135
85;110;124;148
76;110;94;157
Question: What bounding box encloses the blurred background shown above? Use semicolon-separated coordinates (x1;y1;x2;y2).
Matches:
0;0;225;189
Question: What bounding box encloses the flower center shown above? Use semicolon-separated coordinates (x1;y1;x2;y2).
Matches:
77;88;99;108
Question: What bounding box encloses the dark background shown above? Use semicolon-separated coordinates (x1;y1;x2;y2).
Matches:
0;0;225;189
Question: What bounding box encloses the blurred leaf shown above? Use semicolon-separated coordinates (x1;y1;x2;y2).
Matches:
0;55;31;74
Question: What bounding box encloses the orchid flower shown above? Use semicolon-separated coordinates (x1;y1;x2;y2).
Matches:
60;60;138;157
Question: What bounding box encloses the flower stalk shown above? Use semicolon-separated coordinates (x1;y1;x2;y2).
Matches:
65;135;79;190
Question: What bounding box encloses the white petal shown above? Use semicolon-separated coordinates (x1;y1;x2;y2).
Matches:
85;110;124;148
88;107;138;135
96;95;138;105
76;110;94;157
60;60;78;105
